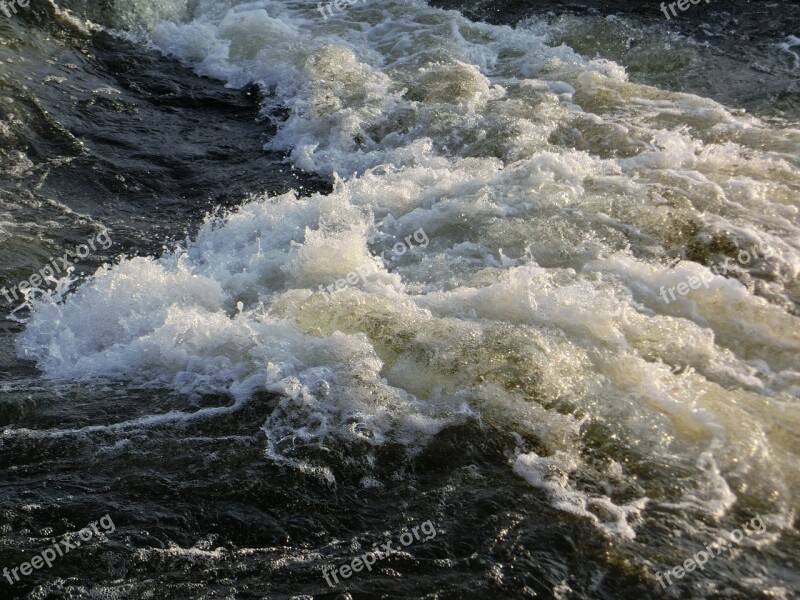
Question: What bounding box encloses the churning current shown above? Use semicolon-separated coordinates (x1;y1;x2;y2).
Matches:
2;0;799;598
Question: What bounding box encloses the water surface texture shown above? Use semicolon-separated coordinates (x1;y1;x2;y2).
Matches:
1;0;798;598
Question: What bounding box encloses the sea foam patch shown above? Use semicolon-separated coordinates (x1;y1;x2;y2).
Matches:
17;0;800;544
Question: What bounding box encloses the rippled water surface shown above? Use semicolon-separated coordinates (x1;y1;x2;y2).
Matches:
1;0;798;598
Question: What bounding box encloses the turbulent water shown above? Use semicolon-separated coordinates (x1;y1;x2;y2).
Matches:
1;0;799;598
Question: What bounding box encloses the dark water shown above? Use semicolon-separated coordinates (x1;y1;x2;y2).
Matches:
1;0;798;598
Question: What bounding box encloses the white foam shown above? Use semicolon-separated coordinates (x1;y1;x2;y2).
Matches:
18;0;800;543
